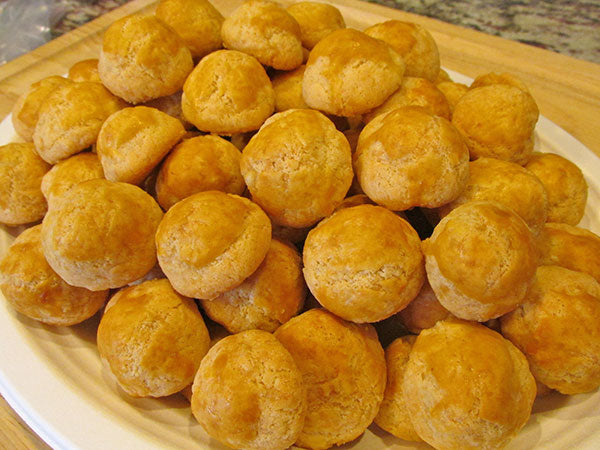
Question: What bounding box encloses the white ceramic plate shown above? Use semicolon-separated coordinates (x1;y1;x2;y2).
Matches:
1;70;600;450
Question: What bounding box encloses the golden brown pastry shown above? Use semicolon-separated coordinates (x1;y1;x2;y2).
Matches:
240;109;353;228
33;81;126;164
68;59;101;82
423;201;537;321
537;222;600;283
182;50;275;135
41;179;163;290
403;319;536;449
0;225;108;325
11;76;73;142
97;279;210;397
302;28;405;117
438;157;549;235
398;279;452;333
274;309;386;449
41;152;104;205
354;107;469;210
364;20;440;82
142;91;193;129
525;152;588;225
436;80;469;115
201;238;305;333
221;0;303;70
98;14;193;104
452;84;539;164
303;204;425;323
501;265;600;394
0;143;51;226
374;335;421;442
191;329;306;450
271;65;309;112
155;191;271;299
286;1;345;49
96;106;185;185
470;72;531;93
155;135;245;210
155;0;224;59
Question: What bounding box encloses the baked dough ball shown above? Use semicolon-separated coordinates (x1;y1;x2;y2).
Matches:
201;238;305;333
98;14;193;104
96;106;185;185
537;222;600;284
403;319;536;449
271;65;309;111
155;135;245;210
68;59;101;82
398;279;452;334
221;0;303;70
41;152;104;205
286;1;345;49
11;76;73;142
274;309;386;449
438;157;549;235
0;225;108;325
470;72;531;93
191;330;306;450
182;50;275;135
155;191;271;299
374;335;421;442
363;76;451;123
97;279;210;397
33;81;126;164
41;179;163;290
0;143;51;226
354;107;469;210
501;265;600;394
142;91;192;129
303;28;405;117
436;80;468;115
364;20;440;82
423;201;537;321
155;0;223;59
303;204;425;323
452;84;539;164
240;109;352;227
525;152;588;225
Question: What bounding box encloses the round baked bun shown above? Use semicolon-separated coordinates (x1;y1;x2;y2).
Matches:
501;265;600;394
191;329;306;450
452;84;539;164
354;107;469;211
438;157;549;235
68;59;101;83
98;14;193;104
221;0;303;70
240;109;353;228
0;143;51;226
286;2;345;49
41;152;104;205
182;50;275;135
271;65;309;112
303;204;425;323
374;335;421;442
302;28;405;116
403;319;536;449
423;201;537;321
200;238;306;333
525;152;588;225
97;279;210;397
0;225;108;326
274;309;386;449
41;179;163;291
33;82;126;164
364;20;440;82
155;191;271;299
470;72;531;93
436;80;469;114
96;106;185;185
11;76;72;141
398;279;452;334
155;0;224;60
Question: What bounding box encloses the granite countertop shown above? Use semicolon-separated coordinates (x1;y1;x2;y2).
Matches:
0;0;599;64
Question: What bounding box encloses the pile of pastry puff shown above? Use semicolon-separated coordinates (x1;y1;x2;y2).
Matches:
0;0;599;449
